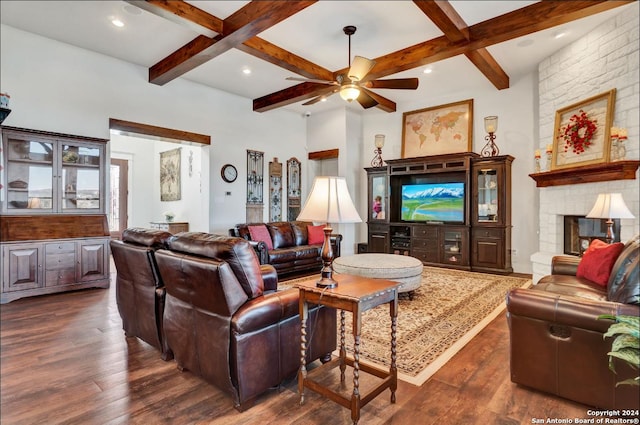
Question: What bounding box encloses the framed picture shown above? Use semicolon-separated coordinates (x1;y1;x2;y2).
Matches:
551;89;616;170
402;99;473;158
160;148;181;201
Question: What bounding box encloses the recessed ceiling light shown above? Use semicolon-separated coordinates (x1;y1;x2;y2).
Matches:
242;68;251;75
111;19;125;28
517;39;534;47
423;68;433;74
321;97;327;102
554;32;566;39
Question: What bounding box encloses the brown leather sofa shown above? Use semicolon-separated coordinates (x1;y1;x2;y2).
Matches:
154;232;337;411
507;235;639;409
110;227;174;360
229;221;343;278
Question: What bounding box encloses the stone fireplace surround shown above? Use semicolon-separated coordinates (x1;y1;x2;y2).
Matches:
530;179;638;284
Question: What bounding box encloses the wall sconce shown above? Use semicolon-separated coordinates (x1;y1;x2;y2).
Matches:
481;116;499;157
371;134;385;167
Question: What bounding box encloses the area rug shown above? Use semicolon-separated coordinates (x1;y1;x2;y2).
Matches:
280;266;531;386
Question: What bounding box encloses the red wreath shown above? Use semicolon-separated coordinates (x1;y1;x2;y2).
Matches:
560;109;597;154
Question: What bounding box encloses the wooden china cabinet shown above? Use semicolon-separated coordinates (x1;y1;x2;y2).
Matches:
470;155;513;274
0;126;110;303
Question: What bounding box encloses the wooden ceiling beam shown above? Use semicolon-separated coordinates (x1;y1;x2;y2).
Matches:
253;83;335;113
413;0;509;90
125;0;222;36
149;0;316;85
237;37;334;81
352;0;631;81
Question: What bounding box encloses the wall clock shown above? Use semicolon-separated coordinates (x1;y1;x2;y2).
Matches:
221;164;237;183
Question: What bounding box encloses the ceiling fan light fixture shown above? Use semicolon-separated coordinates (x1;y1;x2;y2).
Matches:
339;84;360;102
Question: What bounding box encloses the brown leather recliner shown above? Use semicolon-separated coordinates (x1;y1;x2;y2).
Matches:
110;227;174;360
155;232;337;411
507;235;639;409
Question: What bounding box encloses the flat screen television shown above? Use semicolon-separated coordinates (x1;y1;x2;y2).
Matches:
401;182;465;223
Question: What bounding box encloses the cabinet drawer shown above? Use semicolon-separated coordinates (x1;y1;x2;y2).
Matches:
413;226;437;239
45;242;75;254
474;228;503;239
46;269;76;286
411;249;437;263
412;238;437;251
45;252;76;270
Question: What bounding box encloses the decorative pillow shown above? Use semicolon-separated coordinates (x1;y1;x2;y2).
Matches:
576;239;624;287
248;225;273;250
308;224;325;245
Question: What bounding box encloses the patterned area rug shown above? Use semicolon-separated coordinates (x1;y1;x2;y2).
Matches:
281;266;531;386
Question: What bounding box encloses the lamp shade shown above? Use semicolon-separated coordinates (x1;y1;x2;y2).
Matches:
297;176;362;224
586;193;635;219
339;84;360;102
374;134;385;148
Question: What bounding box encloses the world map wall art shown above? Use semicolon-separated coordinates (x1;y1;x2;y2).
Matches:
402;99;473;158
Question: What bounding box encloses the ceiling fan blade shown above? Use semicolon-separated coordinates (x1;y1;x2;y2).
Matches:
286;77;337;85
356;89;379;109
348;56;376;82
302;88;338;105
365;78;419;90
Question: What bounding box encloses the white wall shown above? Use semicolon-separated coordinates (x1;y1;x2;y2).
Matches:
0;24;307;235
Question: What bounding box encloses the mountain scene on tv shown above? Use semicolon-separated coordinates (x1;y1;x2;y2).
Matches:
401;183;464;222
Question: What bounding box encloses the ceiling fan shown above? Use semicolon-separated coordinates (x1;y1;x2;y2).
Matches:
286;26;419;109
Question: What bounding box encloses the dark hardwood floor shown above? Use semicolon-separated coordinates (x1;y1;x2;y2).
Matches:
1;267;592;424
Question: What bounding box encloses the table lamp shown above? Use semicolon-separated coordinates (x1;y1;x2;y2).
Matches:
297;176;362;288
586;193;635;243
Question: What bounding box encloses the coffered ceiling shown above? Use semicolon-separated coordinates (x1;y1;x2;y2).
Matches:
0;1;635;115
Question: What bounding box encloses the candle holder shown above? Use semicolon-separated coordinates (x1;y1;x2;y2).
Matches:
371;134;385;167
545;151;552;171
481;116;499;157
617;137;626;160
534;157;541;173
610;137;619;161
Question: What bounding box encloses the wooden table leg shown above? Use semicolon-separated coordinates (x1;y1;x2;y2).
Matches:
298;295;309;405
390;292;398;404
351;307;362;425
339;310;346;382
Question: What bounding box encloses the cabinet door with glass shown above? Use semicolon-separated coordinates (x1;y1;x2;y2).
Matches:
472;156;513;227
366;167;389;223
1;127;106;214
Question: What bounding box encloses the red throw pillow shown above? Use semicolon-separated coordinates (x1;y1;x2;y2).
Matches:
307;225;326;245
576;239;624;287
248;225;273;250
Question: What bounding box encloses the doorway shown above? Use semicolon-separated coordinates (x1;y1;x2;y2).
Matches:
109;158;128;240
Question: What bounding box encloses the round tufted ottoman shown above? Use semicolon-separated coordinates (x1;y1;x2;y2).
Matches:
332;254;423;299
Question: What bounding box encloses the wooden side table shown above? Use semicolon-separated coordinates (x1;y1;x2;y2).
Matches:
295;274;399;425
149;221;189;234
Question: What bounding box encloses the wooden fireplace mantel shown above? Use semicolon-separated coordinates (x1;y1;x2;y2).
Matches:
529;160;640;187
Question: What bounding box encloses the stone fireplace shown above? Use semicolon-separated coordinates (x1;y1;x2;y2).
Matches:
530;180;638;284
562;215;620;256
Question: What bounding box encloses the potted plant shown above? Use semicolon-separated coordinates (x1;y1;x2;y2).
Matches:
599;314;639;386
164;211;175;222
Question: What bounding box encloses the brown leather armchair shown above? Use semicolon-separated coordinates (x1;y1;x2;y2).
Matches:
110;227;174;360
507;235;639;409
155;232;337;411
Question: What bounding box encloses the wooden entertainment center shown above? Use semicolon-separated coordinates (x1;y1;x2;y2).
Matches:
366;152;513;274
